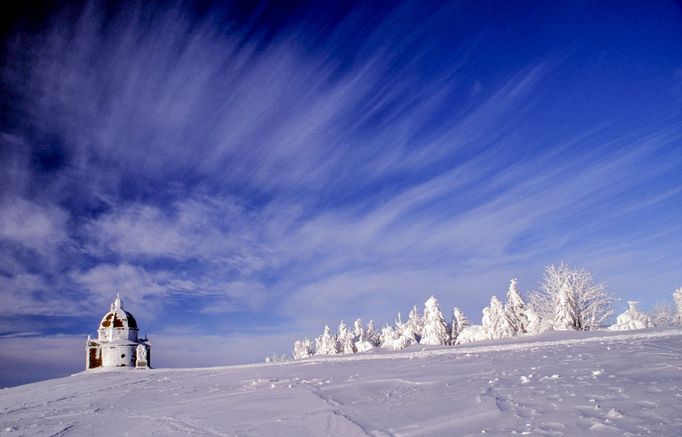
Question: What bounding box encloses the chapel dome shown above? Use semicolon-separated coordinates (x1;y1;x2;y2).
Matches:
99;294;138;330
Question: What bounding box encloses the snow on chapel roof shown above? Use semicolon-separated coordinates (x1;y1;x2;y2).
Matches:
99;294;138;330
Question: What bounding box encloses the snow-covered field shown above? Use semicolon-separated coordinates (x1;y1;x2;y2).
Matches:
2;329;682;436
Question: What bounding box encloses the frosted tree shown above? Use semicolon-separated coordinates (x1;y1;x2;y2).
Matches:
525;305;543;335
348;318;376;352
529;262;613;331
650;301;675;328
450;307;470;344
315;325;340;355
365;320;381;346
420;296;449;345
337;321;356;354
353;318;365;341
292;338;314;360
609;301;652;331
455;325;487;344
394;312;404;336
483;296;515;339
505;278;529;335
481;306;492;339
380;324;397;349
553;282;580;330
404;305;423;343
674;287;682;327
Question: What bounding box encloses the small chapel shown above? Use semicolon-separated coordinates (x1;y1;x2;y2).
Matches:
86;294;151;370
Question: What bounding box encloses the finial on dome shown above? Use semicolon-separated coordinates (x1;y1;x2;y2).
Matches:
114;293;122;310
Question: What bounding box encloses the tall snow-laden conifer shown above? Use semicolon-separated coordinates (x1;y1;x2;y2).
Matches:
353;318;365;341
553;282;579;330
315;325;340;355
365;320;381;346
450;307;470;344
404;305;423;343
337;321;355;354
487;295;515;339
420;296;449;345
505;278;528;335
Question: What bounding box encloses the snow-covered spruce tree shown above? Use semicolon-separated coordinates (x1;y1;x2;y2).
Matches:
365;320;381;346
483;296;515;340
405;305;423;343
529;262;613;331
315;325;340;355
553;282;580;331
609;301;653;331
351;318;375;352
292;338;314;360
674;287;682;327
505;278;529;335
394;312;404;336
353;318;365;341
450;307;470;344
337;321;356;354
420;296;449;345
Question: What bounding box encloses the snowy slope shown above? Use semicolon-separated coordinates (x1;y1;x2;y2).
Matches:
2;329;682;436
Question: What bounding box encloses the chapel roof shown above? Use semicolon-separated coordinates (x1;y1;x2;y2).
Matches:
99;294;138;330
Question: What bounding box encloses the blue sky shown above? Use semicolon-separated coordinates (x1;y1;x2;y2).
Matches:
1;1;681;387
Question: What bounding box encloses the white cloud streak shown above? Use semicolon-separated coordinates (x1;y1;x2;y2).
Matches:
0;2;680;366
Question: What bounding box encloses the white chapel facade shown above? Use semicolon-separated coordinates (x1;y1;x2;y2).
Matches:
86;294;151;369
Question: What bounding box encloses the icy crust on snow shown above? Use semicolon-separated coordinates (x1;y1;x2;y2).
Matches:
2;330;682;436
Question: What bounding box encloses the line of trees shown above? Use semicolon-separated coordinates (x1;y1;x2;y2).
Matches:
292;262;682;360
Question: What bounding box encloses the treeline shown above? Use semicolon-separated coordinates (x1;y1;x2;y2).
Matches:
292;262;682;360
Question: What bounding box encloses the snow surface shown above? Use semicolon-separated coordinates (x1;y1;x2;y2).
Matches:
2;329;682;436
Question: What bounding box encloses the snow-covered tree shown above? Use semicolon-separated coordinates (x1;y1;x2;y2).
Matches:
505;278;529;335
379;323;412;350
609;301;652;331
650;301;675;328
525;305;543;335
354;338;375;352
450;307;470;344
353;318;365;341
483;295;515;340
481;306;492;338
337;321;355;354
365;320;381;346
529;262;613;331
292;338;314;360
405;305;423;342
352;318;375;352
553;282;580;331
315;325;340;355
420;296;449;345
455;325;487;344
674;287;682;327
394;312;404;336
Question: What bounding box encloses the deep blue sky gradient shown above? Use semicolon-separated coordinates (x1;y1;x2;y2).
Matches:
1;1;681;387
